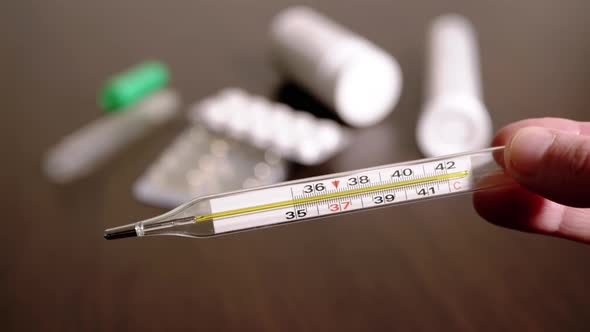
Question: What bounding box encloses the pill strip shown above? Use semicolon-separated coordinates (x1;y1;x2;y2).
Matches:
134;125;287;208
189;88;349;165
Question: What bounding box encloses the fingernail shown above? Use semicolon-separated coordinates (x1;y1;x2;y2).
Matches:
507;127;555;177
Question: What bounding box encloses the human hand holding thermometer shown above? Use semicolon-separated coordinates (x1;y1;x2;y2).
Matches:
104;147;510;239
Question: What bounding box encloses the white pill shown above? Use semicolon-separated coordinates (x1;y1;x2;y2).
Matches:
294;138;324;165
315;120;344;153
226;109;252;139
292;112;317;139
199;101;231;131
267;107;298;153
249;102;274;148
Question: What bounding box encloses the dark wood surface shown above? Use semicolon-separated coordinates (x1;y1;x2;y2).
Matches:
4;0;590;330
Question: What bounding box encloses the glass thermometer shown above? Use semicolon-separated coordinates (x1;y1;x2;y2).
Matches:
104;146;509;240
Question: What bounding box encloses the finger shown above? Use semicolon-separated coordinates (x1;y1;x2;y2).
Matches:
492;117;590;147
473;180;590;244
504;126;590;207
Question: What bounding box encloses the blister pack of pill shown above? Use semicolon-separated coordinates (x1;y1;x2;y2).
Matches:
189;88;349;165
134;124;288;208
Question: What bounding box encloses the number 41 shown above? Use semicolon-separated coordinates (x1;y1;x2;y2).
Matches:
418;187;435;196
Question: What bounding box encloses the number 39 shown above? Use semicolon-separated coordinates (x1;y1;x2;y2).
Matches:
373;194;395;204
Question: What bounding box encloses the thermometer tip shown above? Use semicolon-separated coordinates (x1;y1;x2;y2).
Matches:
104;224;137;240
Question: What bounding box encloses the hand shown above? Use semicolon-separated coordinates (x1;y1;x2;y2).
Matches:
473;117;590;244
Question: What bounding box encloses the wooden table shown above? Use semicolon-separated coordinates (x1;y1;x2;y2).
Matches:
4;1;590;330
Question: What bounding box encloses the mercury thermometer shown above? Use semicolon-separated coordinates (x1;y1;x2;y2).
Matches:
104;146;509;240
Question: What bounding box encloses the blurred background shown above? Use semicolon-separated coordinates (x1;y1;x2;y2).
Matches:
3;0;590;330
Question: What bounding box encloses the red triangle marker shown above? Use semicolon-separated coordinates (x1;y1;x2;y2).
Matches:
331;180;340;188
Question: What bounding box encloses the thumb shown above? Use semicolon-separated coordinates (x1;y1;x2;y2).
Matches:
505;126;590;207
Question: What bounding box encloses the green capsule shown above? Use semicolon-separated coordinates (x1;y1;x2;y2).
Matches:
99;61;169;112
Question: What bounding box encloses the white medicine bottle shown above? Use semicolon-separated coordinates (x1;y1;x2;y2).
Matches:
270;6;403;127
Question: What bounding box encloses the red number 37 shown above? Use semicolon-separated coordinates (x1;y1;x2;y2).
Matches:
329;201;350;212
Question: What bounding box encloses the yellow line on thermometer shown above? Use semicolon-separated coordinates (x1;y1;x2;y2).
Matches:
195;170;468;222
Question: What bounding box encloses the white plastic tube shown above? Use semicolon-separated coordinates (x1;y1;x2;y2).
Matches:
44;89;180;183
270;6;402;127
417;14;492;157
